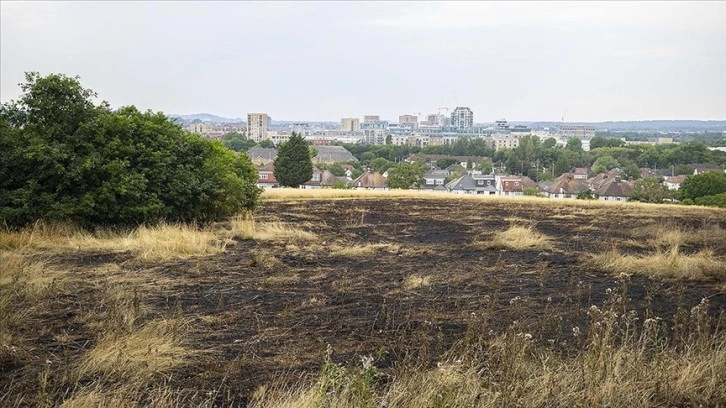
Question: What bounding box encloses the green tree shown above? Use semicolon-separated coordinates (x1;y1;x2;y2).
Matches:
593;155;620;174
328;162;346;177
630;177;671;203
385;134;392;145
436;158;458;169
680;172;726;200
273;132;313;187
566;137;583;152
476;161;493;174
386;162;424;189
222;131;256;152
371;157;394;173
259;139;275;148
694;193;726;208
0;72;260;227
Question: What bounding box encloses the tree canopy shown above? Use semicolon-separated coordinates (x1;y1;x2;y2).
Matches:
386;162;424;189
0;72;260;227
273;132;313;187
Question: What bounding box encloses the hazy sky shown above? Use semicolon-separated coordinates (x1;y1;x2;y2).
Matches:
2;1;725;122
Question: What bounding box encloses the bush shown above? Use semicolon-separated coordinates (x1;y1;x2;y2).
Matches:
0;72;260;227
694;193;726;208
680;172;726;200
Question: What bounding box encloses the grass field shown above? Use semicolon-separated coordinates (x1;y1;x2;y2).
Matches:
2;191;725;407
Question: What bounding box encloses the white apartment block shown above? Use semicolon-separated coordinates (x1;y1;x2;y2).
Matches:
247;113;270;142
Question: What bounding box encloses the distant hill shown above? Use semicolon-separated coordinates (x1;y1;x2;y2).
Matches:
168;113;244;123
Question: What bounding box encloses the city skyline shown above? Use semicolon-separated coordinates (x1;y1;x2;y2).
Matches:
2;1;725;122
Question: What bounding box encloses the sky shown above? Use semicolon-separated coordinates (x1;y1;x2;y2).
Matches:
1;1;725;123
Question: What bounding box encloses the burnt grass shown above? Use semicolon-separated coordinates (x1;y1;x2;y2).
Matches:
3;198;726;405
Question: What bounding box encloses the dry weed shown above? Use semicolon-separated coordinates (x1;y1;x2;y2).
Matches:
330;243;400;257
475;225;554;251
230;217;317;242
590;246;725;280
402;274;432;290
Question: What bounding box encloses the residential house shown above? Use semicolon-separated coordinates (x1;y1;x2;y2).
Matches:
256;163;278;189
664;175;687;190
445;174;497;194
573;168;589;180
351;171;387;190
301;167;324;189
497;176;524;196
543;172;589;199
595;177;634;201
693;163;724;175
474;174;498;195
302;169;344;189
423;171;447;190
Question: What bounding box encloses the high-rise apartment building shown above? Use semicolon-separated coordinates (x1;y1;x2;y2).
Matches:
363;115;380;123
451;107;474;130
341;118;361;132
247;113;270;142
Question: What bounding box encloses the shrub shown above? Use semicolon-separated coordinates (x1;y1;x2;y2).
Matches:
694;193;726;208
0;72;260;227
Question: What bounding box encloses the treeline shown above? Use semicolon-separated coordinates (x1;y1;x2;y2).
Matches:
334;136;726;182
0;73;261;228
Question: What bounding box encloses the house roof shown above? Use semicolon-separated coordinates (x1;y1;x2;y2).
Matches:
446;174;475;191
248;148;278;160
351;171;386;188
520;176;538;190
574;167;588;176
423;171;447;180
595;178;634;197
313;146;358;163
545;173;589;194
500;177;524;192
665;175;687;184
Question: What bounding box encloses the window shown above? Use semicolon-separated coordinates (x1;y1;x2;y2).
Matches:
259;173;268;180
312;173;321;182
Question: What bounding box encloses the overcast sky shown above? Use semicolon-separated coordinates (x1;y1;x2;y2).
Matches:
1;1;725;122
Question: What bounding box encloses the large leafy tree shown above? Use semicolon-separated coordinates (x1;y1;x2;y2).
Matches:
386;162;424;189
273;132;313;187
680;172;726;201
630;177;672;203
0;72;260;227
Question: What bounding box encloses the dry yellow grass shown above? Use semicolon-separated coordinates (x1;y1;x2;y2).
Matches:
0;222;225;261
330;242;400;257
0;253;62;297
402;274;431;290
474;226;554;251
250;334;726;408
590;246;725;280
76;319;187;382
229;216;317;242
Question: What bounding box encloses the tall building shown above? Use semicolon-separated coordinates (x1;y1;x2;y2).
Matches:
398;114;418;128
340;118;361;132
247;113;270;142
451;107;474;130
363;115;380;123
